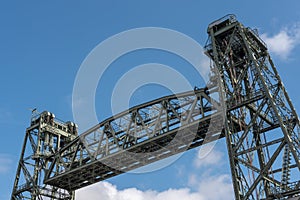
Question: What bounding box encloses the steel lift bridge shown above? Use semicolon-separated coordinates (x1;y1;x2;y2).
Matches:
11;15;300;200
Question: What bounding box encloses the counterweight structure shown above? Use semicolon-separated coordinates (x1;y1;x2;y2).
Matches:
11;15;300;200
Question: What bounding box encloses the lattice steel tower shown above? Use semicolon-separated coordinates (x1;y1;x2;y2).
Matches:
11;111;77;199
205;15;300;199
11;15;300;200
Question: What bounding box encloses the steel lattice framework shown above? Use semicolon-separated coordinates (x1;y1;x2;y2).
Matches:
11;111;78;200
11;15;300;200
205;15;300;199
44;88;228;191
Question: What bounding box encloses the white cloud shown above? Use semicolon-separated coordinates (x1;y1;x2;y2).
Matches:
75;143;233;200
76;182;202;200
76;178;233;200
0;154;13;173
197;174;233;200
188;174;198;186
261;23;300;60
193;143;223;168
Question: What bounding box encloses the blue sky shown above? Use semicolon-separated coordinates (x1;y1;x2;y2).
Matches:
1;1;300;199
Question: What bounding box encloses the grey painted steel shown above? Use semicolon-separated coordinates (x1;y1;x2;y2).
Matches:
205;14;300;199
11;111;77;200
44;88;230;190
11;15;300;200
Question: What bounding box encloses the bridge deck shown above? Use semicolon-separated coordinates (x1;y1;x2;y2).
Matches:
45;114;227;190
44;88;247;191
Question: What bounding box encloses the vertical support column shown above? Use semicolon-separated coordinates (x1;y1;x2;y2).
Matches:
205;15;300;199
11;111;77;200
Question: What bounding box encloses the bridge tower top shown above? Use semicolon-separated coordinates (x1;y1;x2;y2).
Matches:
11;111;77;200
